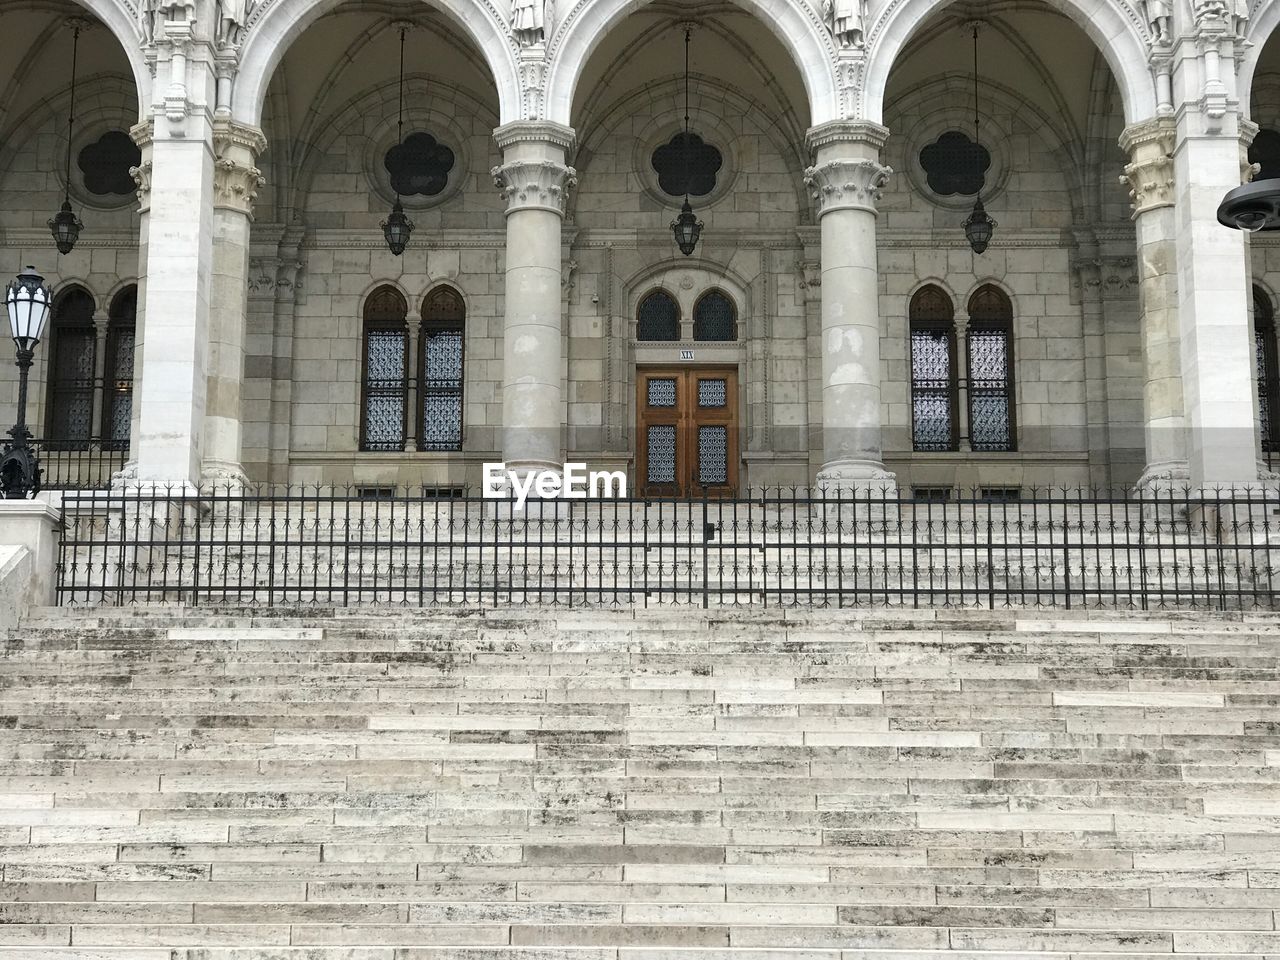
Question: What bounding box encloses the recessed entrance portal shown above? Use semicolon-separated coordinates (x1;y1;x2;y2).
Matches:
636;366;738;497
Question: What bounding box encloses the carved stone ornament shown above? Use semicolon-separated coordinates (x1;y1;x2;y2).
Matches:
213;159;265;216
491;159;577;215
1118;118;1175;217
129;160;154;209
803;158;893;216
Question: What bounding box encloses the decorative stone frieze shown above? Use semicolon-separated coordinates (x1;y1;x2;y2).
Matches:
803;158;892;216
492;159;577;216
1119;117;1176;217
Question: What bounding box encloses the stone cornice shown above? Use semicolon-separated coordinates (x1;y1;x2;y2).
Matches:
493;120;576;153
492;159;577;217
803;158;892;216
805;120;890;155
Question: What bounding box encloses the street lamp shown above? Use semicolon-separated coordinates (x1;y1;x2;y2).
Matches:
0;267;52;498
1218;180;1280;233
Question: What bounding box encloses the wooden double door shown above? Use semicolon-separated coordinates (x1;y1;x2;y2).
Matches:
636;366;739;497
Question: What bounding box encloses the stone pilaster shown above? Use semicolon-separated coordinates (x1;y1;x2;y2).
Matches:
1168;92;1259;487
1120;117;1189;489
803;120;894;488
492;120;576;475
204;119;266;487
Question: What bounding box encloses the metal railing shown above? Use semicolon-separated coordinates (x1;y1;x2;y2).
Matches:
31;439;127;490
55;484;1280;609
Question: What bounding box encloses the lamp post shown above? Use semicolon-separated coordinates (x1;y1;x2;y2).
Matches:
0;267;52;498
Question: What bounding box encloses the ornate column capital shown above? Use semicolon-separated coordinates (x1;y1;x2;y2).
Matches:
212;119;266;218
803;157;892;217
1119;116;1176;217
128;120;155;213
804;119;889;156
492;159;577;216
493;120;575;153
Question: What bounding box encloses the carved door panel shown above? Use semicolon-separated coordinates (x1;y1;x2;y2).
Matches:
636;367;738;497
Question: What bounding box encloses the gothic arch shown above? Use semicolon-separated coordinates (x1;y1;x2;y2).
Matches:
1241;2;1280;115
543;0;840;126
863;0;1158;125
232;0;522;126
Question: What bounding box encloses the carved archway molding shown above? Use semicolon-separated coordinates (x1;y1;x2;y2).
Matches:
232;0;522;125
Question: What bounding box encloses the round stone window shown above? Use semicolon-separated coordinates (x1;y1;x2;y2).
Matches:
651;131;723;198
384;131;456;197
67;129;142;210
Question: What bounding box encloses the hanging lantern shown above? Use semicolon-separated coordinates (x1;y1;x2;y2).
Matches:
48;200;83;256
671;200;703;257
382;199;414;256
963;197;996;255
50;24;83;255
671;27;702;257
383;26;413;256
964;24;996;255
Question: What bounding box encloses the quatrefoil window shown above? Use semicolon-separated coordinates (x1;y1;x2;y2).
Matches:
384;132;456;197
77;130;142;196
652;132;723;198
919;130;991;197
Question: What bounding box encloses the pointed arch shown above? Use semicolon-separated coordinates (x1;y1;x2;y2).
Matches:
232;0;521;126
863;0;1157;125
543;0;839;126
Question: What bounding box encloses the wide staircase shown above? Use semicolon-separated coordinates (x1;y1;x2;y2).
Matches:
3;605;1280;958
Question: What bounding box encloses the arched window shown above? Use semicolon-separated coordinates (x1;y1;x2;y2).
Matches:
909;285;957;452
693;290;737;342
637;290;679;341
420;287;465;452
966;286;1016;452
104;286;136;448
44;287;97;447
1256;285;1278;454
360;286;409;451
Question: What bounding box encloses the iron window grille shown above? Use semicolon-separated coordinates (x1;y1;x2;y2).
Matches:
360;286;410;452
103;286;136;448
1256;285;1279;454
419;286;465;452
44;287;97;448
637;290;680;341
910;285;959;452
966;285;1016;453
693;290;737;341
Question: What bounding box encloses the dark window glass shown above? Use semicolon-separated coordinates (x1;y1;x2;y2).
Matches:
384;132;455;197
104;286;136;447
651;132;723;198
919;131;991;197
910;286;957;452
360;287;408;451
420;287;464;452
693;290;736;342
966;286;1016;452
1250;129;1280;182
1256;285;1278;452
637;291;679;341
45;288;97;446
77;130;143;196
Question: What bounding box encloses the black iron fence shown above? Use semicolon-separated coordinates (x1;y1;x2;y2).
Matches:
33;439;126;490
55;484;1280;609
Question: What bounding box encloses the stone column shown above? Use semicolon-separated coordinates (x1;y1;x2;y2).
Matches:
131;20;218;486
90;314;109;443
491;121;576;475
203;119;266;487
1120;117;1189;489
804;121;894;488
404;319;420;453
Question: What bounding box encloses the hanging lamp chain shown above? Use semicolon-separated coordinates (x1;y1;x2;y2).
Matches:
972;25;979;145
64;24;80;206
683;26;691;202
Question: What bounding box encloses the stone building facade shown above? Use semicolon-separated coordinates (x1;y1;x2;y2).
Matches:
1;0;1279;495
